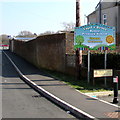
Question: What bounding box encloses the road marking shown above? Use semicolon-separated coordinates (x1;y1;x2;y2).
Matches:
3;51;96;120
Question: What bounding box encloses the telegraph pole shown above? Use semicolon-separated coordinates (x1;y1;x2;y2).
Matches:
76;0;80;27
76;0;82;80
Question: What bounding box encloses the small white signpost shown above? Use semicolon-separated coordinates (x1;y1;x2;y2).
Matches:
93;69;113;85
94;69;113;78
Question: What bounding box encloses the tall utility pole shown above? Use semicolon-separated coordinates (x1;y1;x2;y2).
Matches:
76;0;80;27
76;0;82;80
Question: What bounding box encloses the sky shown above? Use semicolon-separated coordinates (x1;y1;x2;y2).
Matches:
0;0;100;36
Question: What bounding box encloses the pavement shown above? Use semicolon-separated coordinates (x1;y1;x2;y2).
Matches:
3;50;120;120
85;91;120;105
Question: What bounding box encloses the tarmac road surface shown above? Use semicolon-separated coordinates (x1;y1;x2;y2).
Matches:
1;51;76;119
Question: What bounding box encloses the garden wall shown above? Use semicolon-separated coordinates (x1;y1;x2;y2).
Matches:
11;33;66;73
9;32;120;80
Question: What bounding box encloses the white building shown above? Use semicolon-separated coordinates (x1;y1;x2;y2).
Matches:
87;0;120;45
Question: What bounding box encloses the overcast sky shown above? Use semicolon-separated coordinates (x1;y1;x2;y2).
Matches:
0;0;100;36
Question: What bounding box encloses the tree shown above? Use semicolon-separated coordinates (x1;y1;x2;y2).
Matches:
75;35;84;45
39;31;55;35
16;30;37;38
62;22;75;31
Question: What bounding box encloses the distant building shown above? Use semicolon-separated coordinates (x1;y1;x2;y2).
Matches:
87;0;120;45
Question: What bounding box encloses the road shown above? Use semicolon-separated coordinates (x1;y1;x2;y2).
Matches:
1;51;76;119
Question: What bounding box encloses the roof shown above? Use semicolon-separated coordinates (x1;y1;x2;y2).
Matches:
87;0;119;17
87;11;96;17
13;37;36;41
96;0;119;10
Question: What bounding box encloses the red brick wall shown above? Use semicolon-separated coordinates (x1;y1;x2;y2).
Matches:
34;34;66;72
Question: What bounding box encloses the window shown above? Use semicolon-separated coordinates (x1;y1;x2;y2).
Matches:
103;14;107;25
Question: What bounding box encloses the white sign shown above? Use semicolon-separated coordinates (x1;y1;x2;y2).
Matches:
94;69;113;78
113;76;118;83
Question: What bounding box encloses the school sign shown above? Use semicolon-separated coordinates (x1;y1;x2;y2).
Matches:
74;23;116;50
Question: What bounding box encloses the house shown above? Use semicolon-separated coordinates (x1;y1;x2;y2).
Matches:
87;0;120;45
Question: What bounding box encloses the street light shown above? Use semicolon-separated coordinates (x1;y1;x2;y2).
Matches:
84;14;87;25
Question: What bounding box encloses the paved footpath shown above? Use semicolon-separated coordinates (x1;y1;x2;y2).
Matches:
4;50;120;120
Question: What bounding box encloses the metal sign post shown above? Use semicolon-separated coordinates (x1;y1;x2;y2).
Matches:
104;50;107;86
88;50;90;84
